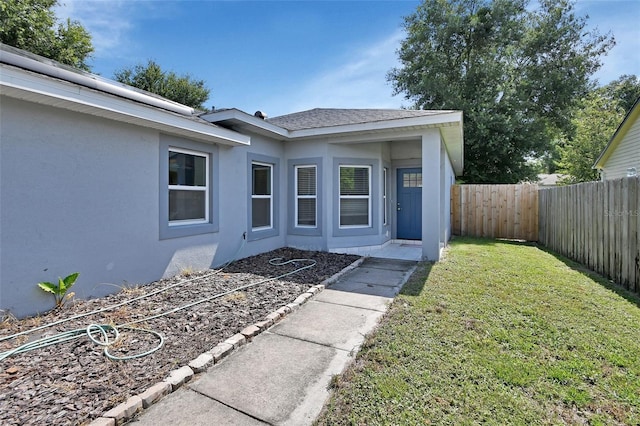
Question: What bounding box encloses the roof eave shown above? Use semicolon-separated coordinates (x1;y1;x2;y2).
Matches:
201;109;289;140
286;111;464;176
286;111;463;138
1;63;249;147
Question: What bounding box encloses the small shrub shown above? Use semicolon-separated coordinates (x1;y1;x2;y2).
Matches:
37;272;79;309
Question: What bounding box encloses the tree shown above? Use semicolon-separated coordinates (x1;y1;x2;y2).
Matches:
557;92;624;183
0;0;93;70
389;0;613;183
555;75;637;183
114;60;211;110
599;75;640;114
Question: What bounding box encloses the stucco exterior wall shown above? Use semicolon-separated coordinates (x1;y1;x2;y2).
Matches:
1;95;460;317
0;98;282;317
443;146;455;243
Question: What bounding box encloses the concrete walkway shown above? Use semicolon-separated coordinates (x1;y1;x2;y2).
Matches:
128;257;417;426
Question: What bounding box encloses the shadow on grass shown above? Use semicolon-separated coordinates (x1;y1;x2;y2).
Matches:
454;236;640;309
452;236;640;309
451;234;540;248
537;244;640;310
398;236;540;298
399;261;433;297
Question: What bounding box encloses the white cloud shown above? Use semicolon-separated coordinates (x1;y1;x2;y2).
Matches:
267;30;408;116
54;0;140;59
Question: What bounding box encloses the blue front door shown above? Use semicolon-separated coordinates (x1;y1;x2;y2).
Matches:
397;168;422;240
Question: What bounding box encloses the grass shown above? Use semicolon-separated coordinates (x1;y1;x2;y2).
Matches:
316;237;640;425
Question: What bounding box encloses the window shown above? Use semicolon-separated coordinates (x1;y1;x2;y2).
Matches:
402;172;422;188
339;165;371;227
168;148;208;225
160;136;218;240
295;165;317;227
288;158;322;237
252;162;273;229
383;167;388;226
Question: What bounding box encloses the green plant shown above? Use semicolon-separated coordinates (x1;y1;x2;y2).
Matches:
37;272;79;308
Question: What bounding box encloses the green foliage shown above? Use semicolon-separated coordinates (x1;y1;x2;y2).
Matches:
599;74;640;114
389;0;613;183
558;92;625;183
0;0;93;70
114;60;211;110
37;272;79;309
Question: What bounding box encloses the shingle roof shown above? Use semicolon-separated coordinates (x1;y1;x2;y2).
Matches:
267;108;456;131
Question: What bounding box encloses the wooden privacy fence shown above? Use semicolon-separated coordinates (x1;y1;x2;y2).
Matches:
539;177;640;293
451;184;539;241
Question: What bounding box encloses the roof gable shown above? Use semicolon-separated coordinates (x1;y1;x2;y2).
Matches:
594;97;640;169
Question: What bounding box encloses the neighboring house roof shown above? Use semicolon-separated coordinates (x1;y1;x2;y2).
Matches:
267;108;456;131
0;43;249;147
537;173;564;186
593;96;640;170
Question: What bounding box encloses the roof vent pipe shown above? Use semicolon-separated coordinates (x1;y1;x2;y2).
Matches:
254;110;267;120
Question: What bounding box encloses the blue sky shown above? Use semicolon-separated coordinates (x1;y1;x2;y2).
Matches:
55;0;639;117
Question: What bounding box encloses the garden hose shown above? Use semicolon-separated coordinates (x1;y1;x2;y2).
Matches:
0;254;315;362
0;236;247;344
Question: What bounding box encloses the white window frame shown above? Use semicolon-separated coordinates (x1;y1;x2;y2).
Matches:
383;167;388;226
168;147;209;227
295;165;317;228
251;161;273;231
339;165;372;228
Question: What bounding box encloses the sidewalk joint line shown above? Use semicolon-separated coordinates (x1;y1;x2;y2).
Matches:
189;387;274;425
269;330;354;353
311;299;390;313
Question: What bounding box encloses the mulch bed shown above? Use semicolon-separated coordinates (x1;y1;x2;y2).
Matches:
0;248;359;425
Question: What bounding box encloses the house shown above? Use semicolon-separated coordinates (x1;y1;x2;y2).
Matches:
0;44;463;318
593;97;640;180
537;173;565;187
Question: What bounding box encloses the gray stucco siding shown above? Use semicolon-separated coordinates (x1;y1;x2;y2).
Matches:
1;99;163;315
1;87;461;317
0;99;251;317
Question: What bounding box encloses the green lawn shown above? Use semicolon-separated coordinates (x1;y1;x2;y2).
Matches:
316;238;640;425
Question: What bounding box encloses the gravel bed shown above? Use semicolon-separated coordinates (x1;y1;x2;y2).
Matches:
0;248;359;425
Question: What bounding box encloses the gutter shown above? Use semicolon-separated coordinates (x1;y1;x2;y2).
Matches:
0;43;194;116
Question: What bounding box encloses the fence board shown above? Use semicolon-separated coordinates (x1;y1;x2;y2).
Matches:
538;177;640;295
451;184;538;241
451;179;639;294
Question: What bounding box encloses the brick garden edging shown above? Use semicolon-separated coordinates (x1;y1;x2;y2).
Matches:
88;256;365;426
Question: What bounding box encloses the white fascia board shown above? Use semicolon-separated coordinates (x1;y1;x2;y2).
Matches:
1;65;250;146
201;109;289;139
